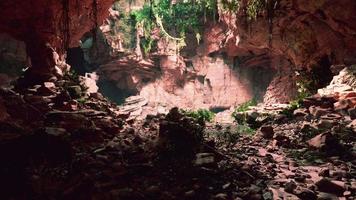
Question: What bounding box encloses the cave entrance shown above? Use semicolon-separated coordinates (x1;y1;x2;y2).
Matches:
312;55;334;89
0;33;28;87
66;45;137;105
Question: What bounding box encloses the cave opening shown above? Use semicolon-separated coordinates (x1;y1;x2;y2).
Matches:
1;0;355;199
0;33;28;87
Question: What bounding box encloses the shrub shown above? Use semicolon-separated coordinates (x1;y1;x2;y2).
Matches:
231;99;257;122
181;108;215;123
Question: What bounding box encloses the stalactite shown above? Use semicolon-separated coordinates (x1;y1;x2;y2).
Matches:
61;0;70;54
266;0;278;47
76;0;80;16
91;0;99;55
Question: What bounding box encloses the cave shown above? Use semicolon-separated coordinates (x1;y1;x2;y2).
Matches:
0;0;356;199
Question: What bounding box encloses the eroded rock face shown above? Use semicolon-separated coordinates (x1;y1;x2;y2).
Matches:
0;0;113;77
95;0;356;112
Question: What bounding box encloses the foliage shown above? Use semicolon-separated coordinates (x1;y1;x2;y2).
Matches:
231;99;257;121
246;0;265;20
295;70;314;100
130;0;218;54
117;0;278;55
116;8;137;49
206;124;255;147
279;99;302;118
181;108;215;123
220;0;240;12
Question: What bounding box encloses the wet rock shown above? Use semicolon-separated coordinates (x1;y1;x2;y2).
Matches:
315;178;346;196
214;193;228;200
194;153;215;166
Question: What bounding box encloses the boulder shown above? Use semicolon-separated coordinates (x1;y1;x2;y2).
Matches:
194;153;215;166
0;97;9;121
348;107;356;119
257;125;275;139
158;108;204;156
67;85;82;99
309;106;329;118
307;132;339;151
315;178;346;196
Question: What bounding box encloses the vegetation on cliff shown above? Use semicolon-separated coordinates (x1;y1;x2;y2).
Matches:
116;0;277;55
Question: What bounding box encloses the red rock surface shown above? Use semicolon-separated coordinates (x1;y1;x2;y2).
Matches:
0;0;113;73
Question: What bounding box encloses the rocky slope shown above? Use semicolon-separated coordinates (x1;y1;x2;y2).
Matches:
0;64;354;199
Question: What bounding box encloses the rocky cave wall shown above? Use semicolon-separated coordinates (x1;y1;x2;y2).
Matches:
205;0;356;103
87;0;356;112
0;0;355;112
0;0;113;84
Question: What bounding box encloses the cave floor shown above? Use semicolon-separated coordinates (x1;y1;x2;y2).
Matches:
0;79;355;200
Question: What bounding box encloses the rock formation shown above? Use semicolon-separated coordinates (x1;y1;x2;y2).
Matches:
90;0;356;115
0;0;113;84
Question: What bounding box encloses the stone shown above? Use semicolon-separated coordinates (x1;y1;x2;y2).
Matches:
295;188;317;200
317;192;338;200
334;99;351;111
307;133;339;151
258;125;274;139
346;120;356;132
67;85;82;99
318;169;330;177
315;178;346;196
348;107;356;120
44;127;68;137
309;106;329;118
43;82;55;89
284;181;297;193
214;193;228;200
194;153;215;166
0;97;9;121
293;108;308;117
316;119;334;130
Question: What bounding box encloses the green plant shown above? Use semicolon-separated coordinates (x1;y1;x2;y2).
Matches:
231;99;257;122
182;108;215;123
221;0;240;12
234;99;257;113
246;0;265;20
130;0;218;54
279;98;302;118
